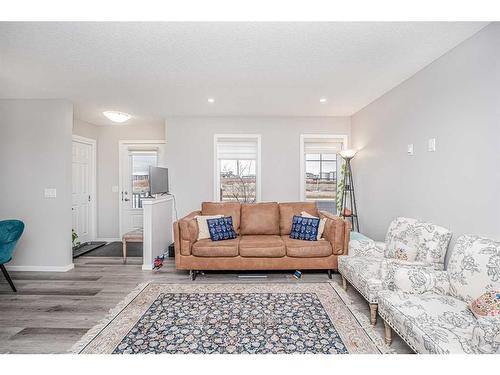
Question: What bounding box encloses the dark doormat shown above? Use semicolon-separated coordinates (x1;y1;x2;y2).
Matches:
81;241;143;257
73;242;107;258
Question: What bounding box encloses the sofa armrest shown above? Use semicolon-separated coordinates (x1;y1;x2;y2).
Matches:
349;238;385;258
393;267;450;295
319;211;350;255
173;210;201;256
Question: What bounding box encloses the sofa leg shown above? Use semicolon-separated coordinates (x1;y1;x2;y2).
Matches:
327;269;332;279
190;270;197;281
369;303;378;326
0;264;17;292
384;321;392;346
341;275;348;291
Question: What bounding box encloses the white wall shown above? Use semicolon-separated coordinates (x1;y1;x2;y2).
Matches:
351;23;500;249
73;119;165;239
0;99;74;271
165;117;351;217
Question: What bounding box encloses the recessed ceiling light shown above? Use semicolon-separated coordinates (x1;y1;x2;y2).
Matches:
103;111;131;123
319;98;327;103
207;98;215;104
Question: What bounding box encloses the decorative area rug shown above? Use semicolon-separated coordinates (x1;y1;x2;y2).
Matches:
71;282;391;354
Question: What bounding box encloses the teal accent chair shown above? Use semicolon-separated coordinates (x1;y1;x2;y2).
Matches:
0;220;25;292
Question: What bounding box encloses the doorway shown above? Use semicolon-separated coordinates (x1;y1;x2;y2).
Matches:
72;135;97;244
118;141;166;237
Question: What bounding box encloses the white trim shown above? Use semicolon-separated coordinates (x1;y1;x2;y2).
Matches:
299;134;349;201
72;135;97;243
213;134;262;202
118;140;166;238
6;264;75;272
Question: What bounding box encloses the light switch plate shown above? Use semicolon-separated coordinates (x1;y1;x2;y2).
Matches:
407;144;414;156
112;185;119;193
428;138;436;152
44;188;57;198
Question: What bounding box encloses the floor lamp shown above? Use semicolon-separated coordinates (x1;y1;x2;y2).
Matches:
339;149;359;232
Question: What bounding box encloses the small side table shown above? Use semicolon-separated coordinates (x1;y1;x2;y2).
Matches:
122;229;143;263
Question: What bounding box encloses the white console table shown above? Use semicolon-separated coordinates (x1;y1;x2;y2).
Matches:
141;195;174;270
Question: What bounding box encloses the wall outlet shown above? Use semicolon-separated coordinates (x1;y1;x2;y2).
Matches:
407;144;414;156
44;188;57;198
428;138;436;152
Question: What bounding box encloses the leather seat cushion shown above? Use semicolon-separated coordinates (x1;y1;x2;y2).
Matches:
191;237;239;257
239;235;285;258
282;235;333;257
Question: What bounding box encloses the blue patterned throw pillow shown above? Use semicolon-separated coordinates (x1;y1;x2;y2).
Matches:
206;216;237;241
289;215;320;241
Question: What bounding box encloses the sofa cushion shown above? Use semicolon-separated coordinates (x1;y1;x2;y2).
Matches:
338;256;383;304
447;235;500;303
278;202;318;235
201;202;241;233
240;202;280;235
281;235;332;258
384;217;418;258
239;235;285;258
378;290;479;354
191;237;239;257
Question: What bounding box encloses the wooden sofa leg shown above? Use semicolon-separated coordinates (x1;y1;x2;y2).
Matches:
369;303;378;326
327;269;332;279
341;275;348;291
190;270;197;281
384;321;392;345
122;240;127;264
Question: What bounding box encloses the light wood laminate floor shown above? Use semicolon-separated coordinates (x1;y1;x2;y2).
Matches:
0;257;412;354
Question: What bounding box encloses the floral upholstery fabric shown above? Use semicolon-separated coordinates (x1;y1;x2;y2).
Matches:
378;290;481;354
393;267;450;295
447;235;500;304
380;258;434;291
348;238;384;258
379;234;500;354
471;317;500;353
338;256;383;303
385;217;451;270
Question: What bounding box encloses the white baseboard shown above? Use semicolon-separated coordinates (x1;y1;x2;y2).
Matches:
95;237;121;243
6;263;75;272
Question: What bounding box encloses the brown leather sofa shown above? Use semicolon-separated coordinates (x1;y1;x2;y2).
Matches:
173;201;351;280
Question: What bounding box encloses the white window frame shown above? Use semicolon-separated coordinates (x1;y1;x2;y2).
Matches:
214;134;262;202
299;134;348;202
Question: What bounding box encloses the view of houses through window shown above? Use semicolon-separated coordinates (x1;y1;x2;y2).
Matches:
302;136;344;214
131;152;157;208
216;136;259;203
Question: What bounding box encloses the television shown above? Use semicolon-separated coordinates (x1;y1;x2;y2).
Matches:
149;166;169;195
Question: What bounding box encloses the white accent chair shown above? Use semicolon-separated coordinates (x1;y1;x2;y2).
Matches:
379;235;500;354
338;217;452;325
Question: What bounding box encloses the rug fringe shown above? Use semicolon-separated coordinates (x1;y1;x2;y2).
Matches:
68;281;152;354
329;281;396;354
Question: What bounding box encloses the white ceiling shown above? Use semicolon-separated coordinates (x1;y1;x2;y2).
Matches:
0;22;488;126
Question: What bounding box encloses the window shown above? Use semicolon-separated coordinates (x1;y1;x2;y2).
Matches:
300;135;347;214
131;152;157;208
215;135;261;203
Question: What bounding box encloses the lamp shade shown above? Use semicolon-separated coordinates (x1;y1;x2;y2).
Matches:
339;148;358;160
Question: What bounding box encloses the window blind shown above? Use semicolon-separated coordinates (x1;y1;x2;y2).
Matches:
304;138;343;154
216;138;258;160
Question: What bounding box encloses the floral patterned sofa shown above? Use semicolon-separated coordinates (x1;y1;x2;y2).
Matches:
379;235;500;354
338;217;452;325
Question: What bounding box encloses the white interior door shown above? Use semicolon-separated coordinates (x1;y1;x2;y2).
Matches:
119;143;165;237
72;138;95;244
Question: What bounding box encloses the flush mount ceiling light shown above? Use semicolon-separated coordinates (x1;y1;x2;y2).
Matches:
103;111;131;123
207;98;216;104
319;98;327;103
